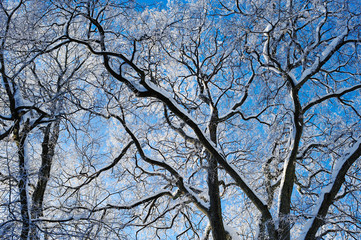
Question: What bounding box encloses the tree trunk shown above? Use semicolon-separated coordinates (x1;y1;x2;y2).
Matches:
207;155;227;240
207;107;227;240
15;122;31;240
278;90;304;240
30;122;60;240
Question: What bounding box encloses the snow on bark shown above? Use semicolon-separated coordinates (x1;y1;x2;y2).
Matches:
13;85;32;109
262;23;272;64
23;137;32;225
142;77;273;228
224;223;240;240
184;185;210;209
144;79;200;127
298;28;348;86
297;138;361;240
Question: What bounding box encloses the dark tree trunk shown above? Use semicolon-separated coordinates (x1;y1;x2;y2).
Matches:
30;122;60;240
207;107;228;240
207;155;227;240
15;121;31;240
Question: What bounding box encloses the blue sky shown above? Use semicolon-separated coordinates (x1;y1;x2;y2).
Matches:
136;0;168;8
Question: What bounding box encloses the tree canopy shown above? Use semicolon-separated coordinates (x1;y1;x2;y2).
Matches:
1;0;361;239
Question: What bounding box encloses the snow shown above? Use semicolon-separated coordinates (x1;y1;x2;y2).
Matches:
277;159;290;227
321;29;347;58
13;85;32;109
201;223;211;240
229;163;267;206
288;71;298;87
262;23;272;64
264;24;272;34
299;58;320;83
277;120;297;218
299;28;348;84
224;224;240;240
297;138;361;239
12;84;39;129
72;215;82;221
171;189;180;197
13;86;24;109
143;78;267;212
184;184;210;209
128;79;147;92
145;79;198;122
144;78;217;148
23;136;32;224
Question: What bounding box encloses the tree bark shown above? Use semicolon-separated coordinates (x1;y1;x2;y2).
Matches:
15;121;31;240
302;139;361;239
278;89;303;240
207;107;227;240
29;122;60;240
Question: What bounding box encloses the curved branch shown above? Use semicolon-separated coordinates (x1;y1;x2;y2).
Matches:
303;84;361;112
138;80;277;236
67;7;277;236
95;191;173;211
112;113;209;215
299;138;361;240
71;141;134;190
164;106;200;146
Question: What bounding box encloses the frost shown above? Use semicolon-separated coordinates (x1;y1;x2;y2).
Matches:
144;78;212;141
262;23;272;64
299;28;348;84
129;79;147;92
224;224;240;240
297;138;361;239
229;163;267;206
184;184;210;208
72;215;82;221
13;85;32;109
288;71;298;87
0;1;358;238
24;137;32;224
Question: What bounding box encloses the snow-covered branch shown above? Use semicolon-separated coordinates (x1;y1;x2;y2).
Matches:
297;29;351;88
112;114;210;215
140;78;273;215
298;138;361;240
303;84;361;112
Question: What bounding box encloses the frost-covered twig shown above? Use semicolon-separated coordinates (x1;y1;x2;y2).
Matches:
298;138;361;240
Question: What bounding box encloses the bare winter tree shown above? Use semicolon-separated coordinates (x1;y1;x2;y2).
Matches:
1;0;361;239
0;1;60;238
0;1;90;239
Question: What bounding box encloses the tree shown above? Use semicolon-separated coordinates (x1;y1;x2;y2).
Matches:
1;0;361;239
0;1;88;239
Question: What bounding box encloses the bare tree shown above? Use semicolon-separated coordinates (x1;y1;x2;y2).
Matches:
1;0;361;239
0;1;87;239
59;0;361;239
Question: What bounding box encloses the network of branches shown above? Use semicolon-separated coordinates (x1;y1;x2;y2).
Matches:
0;0;361;239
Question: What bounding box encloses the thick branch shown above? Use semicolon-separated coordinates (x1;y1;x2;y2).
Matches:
95;191;173;211
299;138;361;239
303;84;361;112
139;80;276;236
68;9;277;235
113;114;209;215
